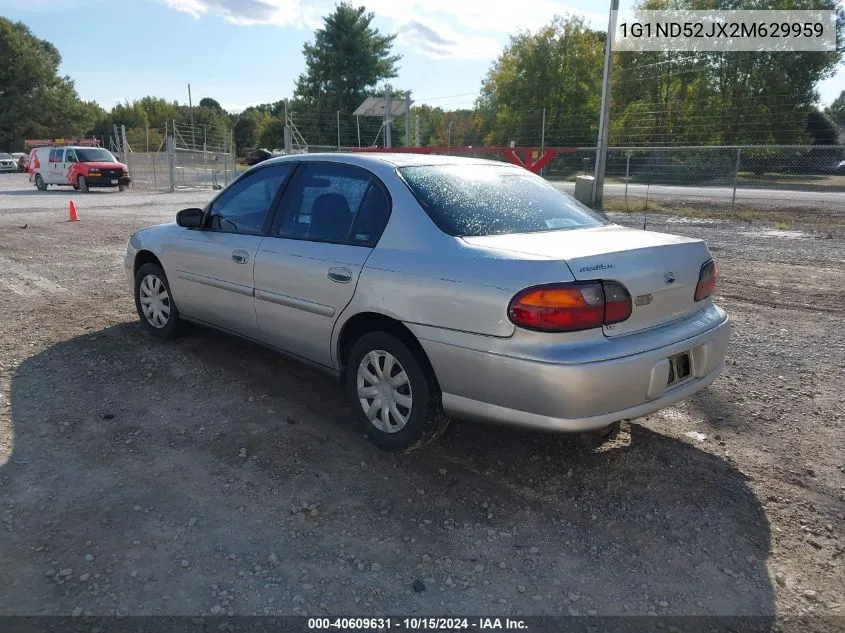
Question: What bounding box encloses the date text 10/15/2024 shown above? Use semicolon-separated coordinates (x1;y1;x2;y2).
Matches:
308;618;528;630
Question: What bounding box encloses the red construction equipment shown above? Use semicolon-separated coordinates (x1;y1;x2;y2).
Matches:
25;137;102;149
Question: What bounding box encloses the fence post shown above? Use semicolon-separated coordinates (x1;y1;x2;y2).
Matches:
731;147;742;211
540;107;546;148
166;134;175;192
415;115;421;147
356;116;361;148
405;92;412;148
625;151;630;210
337;111;341;151
384;92;392;148
284;125;292;153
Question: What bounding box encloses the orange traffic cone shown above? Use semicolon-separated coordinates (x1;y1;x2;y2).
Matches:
68;200;79;222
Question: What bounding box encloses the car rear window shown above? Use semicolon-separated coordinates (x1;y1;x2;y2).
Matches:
398;164;607;237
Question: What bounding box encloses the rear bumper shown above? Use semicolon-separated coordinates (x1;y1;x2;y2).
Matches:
417;308;731;432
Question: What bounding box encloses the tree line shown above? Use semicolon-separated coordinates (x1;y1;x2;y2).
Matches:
1;1;843;156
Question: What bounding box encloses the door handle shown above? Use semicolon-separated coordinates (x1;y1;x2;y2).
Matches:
327;267;353;284
231;250;249;264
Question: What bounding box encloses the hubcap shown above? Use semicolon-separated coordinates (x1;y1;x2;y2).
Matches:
356;350;412;433
139;274;171;328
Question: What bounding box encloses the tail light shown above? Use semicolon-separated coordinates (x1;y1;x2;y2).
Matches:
694;259;717;301
508;281;632;332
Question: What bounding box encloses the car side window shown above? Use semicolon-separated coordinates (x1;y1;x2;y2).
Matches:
207;164;293;234
278;163;390;245
65;149;78;163
49;150;62;163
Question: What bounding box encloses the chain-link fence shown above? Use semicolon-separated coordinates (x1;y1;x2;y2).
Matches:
544;145;845;215
172;122;236;190
116;122;236;192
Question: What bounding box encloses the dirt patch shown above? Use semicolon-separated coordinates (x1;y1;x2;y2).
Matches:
0;179;842;621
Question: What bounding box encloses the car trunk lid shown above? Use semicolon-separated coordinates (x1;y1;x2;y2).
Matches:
462;225;712;337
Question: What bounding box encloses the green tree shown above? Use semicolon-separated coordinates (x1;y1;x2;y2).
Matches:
612;0;844;145
477;16;605;146
198;97;223;113
805;108;838;144
234;107;272;152
293;3;400;145
826;90;845;126
0;18;100;148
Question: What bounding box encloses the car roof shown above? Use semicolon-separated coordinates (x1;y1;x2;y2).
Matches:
261;152;515;170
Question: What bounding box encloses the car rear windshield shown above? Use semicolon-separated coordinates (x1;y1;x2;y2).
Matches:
75;148;117;162
398;164;607;237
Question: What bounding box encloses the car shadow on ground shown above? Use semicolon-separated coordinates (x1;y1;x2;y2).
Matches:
2;322;776;621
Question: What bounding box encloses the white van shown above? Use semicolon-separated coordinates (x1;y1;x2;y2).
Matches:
28;145;130;192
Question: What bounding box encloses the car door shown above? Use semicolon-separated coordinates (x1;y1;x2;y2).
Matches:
63;148;79;185
254;162;392;368
166;163;295;339
47;149;63;184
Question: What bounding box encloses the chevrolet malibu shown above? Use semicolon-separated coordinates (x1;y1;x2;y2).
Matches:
125;153;730;451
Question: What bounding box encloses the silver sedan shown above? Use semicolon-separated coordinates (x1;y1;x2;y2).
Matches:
125;153;730;451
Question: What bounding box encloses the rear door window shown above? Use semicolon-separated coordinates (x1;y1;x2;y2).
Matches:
49;150;63;163
278;163;390;246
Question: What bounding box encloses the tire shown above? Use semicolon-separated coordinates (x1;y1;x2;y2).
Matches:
118;184;126;192
134;263;183;339
78;175;88;193
347;331;450;452
34;174;46;191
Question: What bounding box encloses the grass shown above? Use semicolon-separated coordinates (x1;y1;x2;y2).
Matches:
600;199;843;232
601;199;764;222
737;172;845;189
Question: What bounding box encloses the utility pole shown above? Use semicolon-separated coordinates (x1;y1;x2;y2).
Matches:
188;83;195;149
591;0;619;210
337;110;341;150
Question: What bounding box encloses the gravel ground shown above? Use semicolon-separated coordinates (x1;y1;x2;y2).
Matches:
0;173;842;625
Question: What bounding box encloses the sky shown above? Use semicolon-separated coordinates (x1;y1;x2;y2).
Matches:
1;0;842;114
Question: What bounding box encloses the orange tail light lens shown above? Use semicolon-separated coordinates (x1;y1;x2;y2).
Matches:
694;259;718;301
508;281;632;332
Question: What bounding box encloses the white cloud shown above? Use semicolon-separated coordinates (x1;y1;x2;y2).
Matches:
395;19;500;60
157;0;605;59
160;0;320;28
367;0;602;35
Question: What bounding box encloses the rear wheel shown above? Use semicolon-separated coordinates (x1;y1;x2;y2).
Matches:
34;174;46;191
78;176;88;193
347;331;449;452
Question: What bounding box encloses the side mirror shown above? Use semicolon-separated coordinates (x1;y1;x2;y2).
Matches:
176;208;204;228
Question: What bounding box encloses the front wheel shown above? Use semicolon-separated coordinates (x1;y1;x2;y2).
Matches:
134;263;183;339
34;174;46;191
346;331;449;452
78;175;88;193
